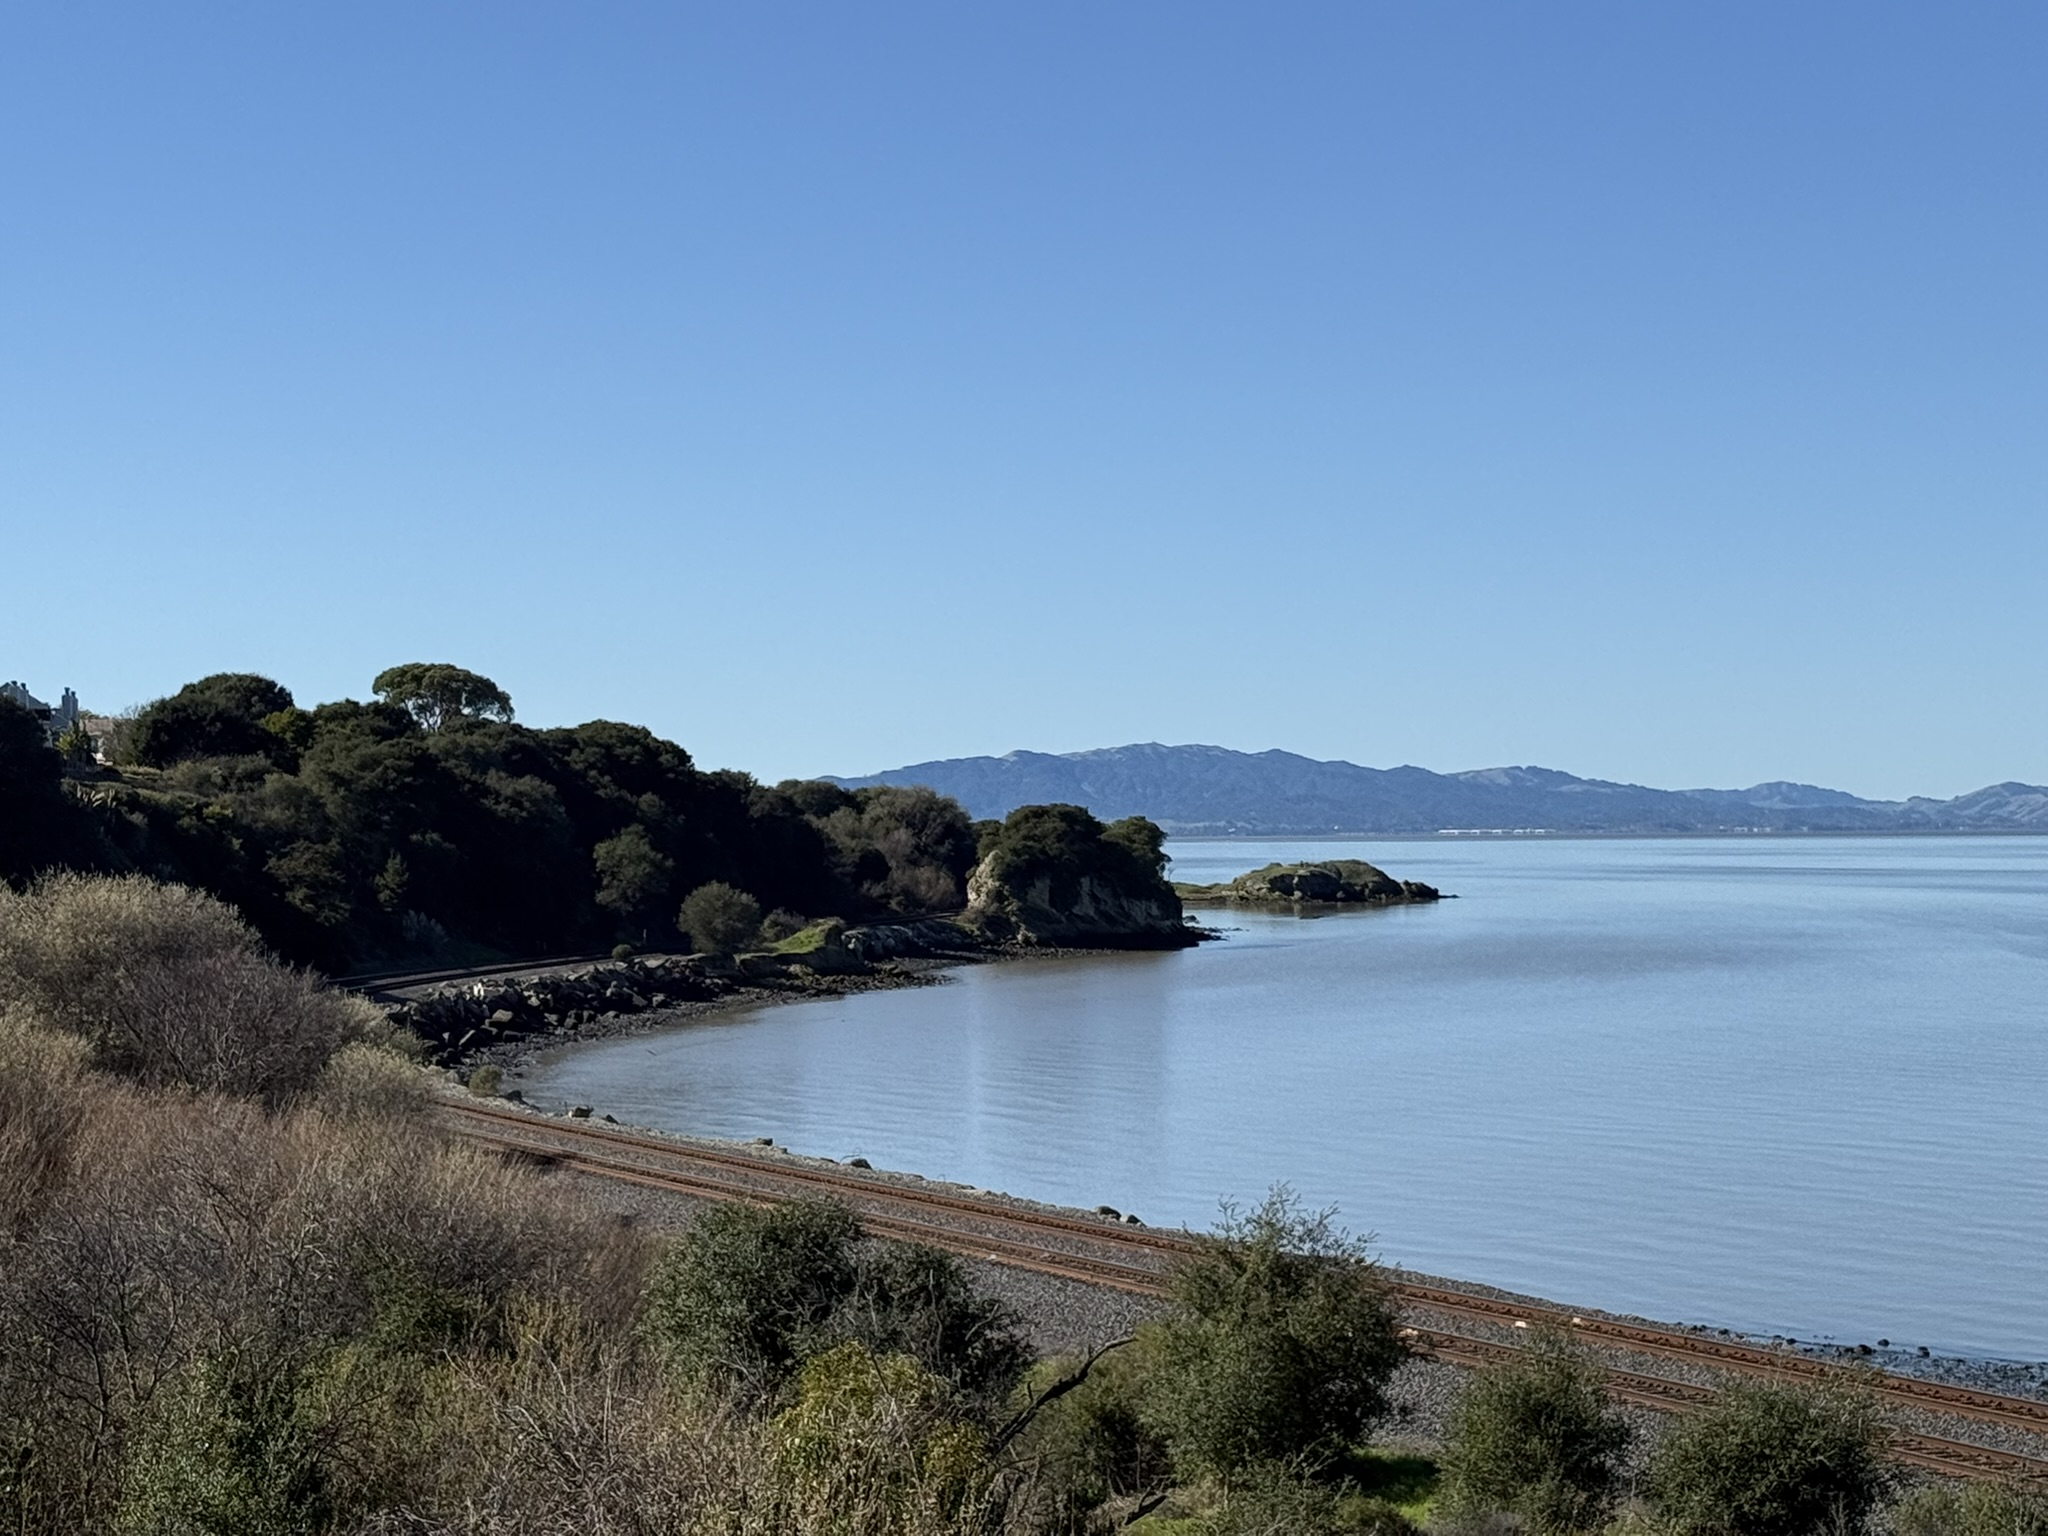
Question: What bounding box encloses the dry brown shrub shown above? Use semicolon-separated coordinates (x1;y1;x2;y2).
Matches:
0;1010;94;1235
0;1070;655;1532
314;1042;436;1123
0;872;383;1103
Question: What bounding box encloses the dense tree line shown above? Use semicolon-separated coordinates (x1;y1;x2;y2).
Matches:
1;666;983;971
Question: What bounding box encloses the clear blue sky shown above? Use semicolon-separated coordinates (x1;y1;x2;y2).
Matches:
4;4;2041;800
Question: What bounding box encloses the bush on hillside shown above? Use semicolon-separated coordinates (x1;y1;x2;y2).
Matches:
1645;1379;1890;1536
641;1198;1033;1406
1436;1332;1630;1534
1017;1344;1174;1528
0;873;384;1102
0;1070;652;1530
1892;1480;2048;1536
762;1342;1008;1535
1139;1188;1404;1479
838;1240;1034;1406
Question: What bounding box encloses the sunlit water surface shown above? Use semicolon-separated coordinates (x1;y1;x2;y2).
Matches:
520;836;2048;1359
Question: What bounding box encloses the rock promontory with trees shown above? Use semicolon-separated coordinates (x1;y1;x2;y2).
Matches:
0;663;1193;977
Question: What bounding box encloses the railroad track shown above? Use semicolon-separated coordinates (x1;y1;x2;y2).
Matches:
439;1098;2048;1487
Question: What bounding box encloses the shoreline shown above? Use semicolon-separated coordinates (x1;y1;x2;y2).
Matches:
431;939;2048;1393
453;939;1152;1075
460;1092;2048;1404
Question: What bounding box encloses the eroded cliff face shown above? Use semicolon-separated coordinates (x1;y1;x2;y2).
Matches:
964;860;1194;949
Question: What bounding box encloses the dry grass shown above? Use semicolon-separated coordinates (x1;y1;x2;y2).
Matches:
0;872;386;1102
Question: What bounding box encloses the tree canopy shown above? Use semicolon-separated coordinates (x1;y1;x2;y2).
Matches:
14;665;986;971
371;663;515;731
128;673;296;768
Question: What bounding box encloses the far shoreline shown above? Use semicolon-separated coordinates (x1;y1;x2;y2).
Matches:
452;935;1178;1077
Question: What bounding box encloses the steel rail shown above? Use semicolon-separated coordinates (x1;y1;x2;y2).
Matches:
439;1098;2048;1483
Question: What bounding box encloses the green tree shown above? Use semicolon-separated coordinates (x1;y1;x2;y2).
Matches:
678;880;762;956
1102;816;1168;880
369;663;514;731
1437;1333;1629;1534
1645;1379;1890;1536
130;673;296;767
1140;1189;1405;1480
592;825;674;931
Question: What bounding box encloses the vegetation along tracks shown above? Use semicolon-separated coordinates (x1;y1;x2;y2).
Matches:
439;1098;2048;1486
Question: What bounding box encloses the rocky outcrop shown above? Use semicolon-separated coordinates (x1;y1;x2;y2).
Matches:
378;953;728;1058
964;860;1196;949
1178;859;1441;907
377;919;996;1061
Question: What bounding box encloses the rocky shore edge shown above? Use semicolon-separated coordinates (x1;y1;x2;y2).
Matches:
380;917;1152;1070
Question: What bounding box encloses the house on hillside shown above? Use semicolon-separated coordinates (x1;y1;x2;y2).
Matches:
1;680;84;742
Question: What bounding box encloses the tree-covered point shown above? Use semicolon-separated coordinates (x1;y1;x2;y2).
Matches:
973;803;1169;896
964;803;1190;947
7;665;987;971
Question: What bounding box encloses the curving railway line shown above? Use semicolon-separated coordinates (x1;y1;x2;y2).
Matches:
438;1098;2048;1487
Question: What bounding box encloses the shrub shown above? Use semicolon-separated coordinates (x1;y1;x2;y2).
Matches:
1893;1481;2048;1536
1645;1379;1890;1536
0;1068;656;1531
0;873;381;1103
1017;1344;1173;1527
677;880;763;956
114;1354;328;1536
761;907;809;943
0;1010;94;1234
641;1198;1033;1406
1139;1189;1405;1480
467;1063;504;1097
838;1241;1033;1405
643;1198;864;1397
1436;1333;1629;1534
763;1341;1006;1535
317;1042;432;1122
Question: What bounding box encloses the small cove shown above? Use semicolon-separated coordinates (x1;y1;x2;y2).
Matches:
516;835;2048;1361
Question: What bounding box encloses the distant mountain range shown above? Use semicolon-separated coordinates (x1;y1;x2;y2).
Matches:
828;744;2048;836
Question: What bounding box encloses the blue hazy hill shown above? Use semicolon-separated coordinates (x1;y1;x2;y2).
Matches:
828;744;2048;836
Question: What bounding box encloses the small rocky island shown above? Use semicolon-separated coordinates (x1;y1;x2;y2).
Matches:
1176;858;1442;908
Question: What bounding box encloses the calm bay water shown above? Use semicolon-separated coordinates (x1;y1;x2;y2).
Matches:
519;836;2048;1360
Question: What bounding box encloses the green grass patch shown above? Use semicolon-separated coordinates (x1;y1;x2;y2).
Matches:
1341;1446;1439;1522
766;920;839;955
